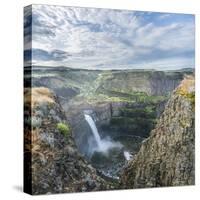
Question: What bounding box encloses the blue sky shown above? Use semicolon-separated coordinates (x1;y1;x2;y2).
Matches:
24;5;195;70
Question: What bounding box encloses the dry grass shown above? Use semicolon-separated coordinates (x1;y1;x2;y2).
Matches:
24;87;55;107
176;75;195;107
177;75;195;94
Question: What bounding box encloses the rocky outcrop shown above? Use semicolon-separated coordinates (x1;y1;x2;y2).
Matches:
121;76;195;188
24;87;109;195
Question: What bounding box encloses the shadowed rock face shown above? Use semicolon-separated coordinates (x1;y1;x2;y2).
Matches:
32;76;80;102
24;87;109;195
121;76;195;188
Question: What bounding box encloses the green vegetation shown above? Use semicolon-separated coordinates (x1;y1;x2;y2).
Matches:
110;116;156;137
57;122;70;137
120;106;156;118
107;103;160;137
92;89;168;104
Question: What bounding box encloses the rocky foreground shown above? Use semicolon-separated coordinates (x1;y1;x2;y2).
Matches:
120;76;195;188
24;87;110;195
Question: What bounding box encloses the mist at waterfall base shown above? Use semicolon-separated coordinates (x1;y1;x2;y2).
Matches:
84;114;122;155
84;113;131;179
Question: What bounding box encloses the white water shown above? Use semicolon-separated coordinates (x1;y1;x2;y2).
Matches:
84;114;102;149
123;151;132;161
84;114;122;154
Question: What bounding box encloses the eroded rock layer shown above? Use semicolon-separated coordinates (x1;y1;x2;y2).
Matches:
121;76;195;188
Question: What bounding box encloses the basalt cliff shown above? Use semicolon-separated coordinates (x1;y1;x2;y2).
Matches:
121;76;195;188
24;87;110;195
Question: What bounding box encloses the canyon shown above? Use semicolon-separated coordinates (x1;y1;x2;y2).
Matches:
24;66;195;194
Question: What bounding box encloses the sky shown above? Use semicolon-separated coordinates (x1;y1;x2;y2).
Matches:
24;5;195;70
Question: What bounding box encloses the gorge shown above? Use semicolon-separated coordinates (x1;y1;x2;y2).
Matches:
25;66;195;194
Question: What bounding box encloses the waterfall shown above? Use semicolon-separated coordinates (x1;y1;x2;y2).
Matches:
84;113;122;154
84;114;102;149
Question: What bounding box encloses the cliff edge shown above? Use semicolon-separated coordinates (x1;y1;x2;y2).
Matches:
24;87;108;195
121;76;195;188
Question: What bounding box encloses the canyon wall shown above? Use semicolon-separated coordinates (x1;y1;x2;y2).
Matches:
24;87;110;195
97;70;188;96
121;76;195;188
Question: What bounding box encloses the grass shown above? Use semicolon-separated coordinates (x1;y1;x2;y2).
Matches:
57;123;70;137
24;87;55;107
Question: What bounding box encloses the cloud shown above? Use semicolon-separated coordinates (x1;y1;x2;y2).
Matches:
25;5;195;70
31;48;71;61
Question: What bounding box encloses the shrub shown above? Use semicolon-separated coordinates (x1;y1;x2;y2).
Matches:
57;122;70;137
